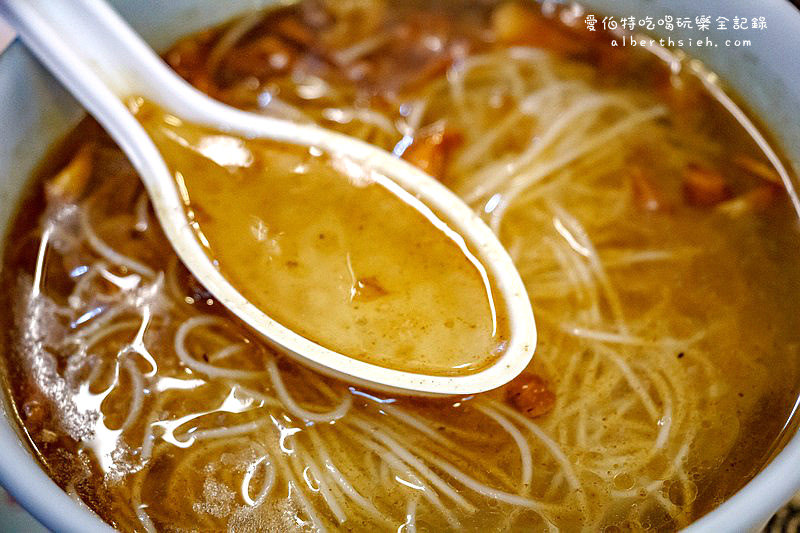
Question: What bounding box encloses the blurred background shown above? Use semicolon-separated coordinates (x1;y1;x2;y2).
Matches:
0;1;797;47
0;17;11;49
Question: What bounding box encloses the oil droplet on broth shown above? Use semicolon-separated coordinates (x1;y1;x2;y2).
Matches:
668;479;698;507
133;99;509;376
612;472;635;491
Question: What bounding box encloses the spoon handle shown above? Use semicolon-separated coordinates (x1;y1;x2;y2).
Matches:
0;0;537;395
0;0;193;104
0;0;190;195
0;0;331;152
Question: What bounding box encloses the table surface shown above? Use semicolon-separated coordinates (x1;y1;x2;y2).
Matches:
0;11;798;533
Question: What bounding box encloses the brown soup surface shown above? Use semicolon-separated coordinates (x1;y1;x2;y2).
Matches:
1;1;799;531
133;99;509;376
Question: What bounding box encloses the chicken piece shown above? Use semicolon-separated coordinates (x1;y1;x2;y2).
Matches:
630;166;670;212
219;35;296;81
682;164;730;207
716;184;783;217
506;372;556;419
492;2;584;55
164;31;216;93
401;125;462;180
45;142;94;204
734;155;783;185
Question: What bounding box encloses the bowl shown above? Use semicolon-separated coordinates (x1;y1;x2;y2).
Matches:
0;1;798;531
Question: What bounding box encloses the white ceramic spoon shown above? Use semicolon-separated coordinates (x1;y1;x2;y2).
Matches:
0;0;536;395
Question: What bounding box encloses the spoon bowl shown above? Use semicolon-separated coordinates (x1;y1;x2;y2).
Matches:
0;0;536;395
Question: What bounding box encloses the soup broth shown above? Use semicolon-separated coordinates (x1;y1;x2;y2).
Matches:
2;1;800;531
133;98;509;376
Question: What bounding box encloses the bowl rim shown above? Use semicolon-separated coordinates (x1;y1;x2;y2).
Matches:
687;416;800;531
0;0;798;529
0;37;114;533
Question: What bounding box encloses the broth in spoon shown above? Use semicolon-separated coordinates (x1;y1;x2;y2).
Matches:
134;99;509;376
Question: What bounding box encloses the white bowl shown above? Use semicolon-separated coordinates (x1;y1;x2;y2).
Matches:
0;1;798;531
